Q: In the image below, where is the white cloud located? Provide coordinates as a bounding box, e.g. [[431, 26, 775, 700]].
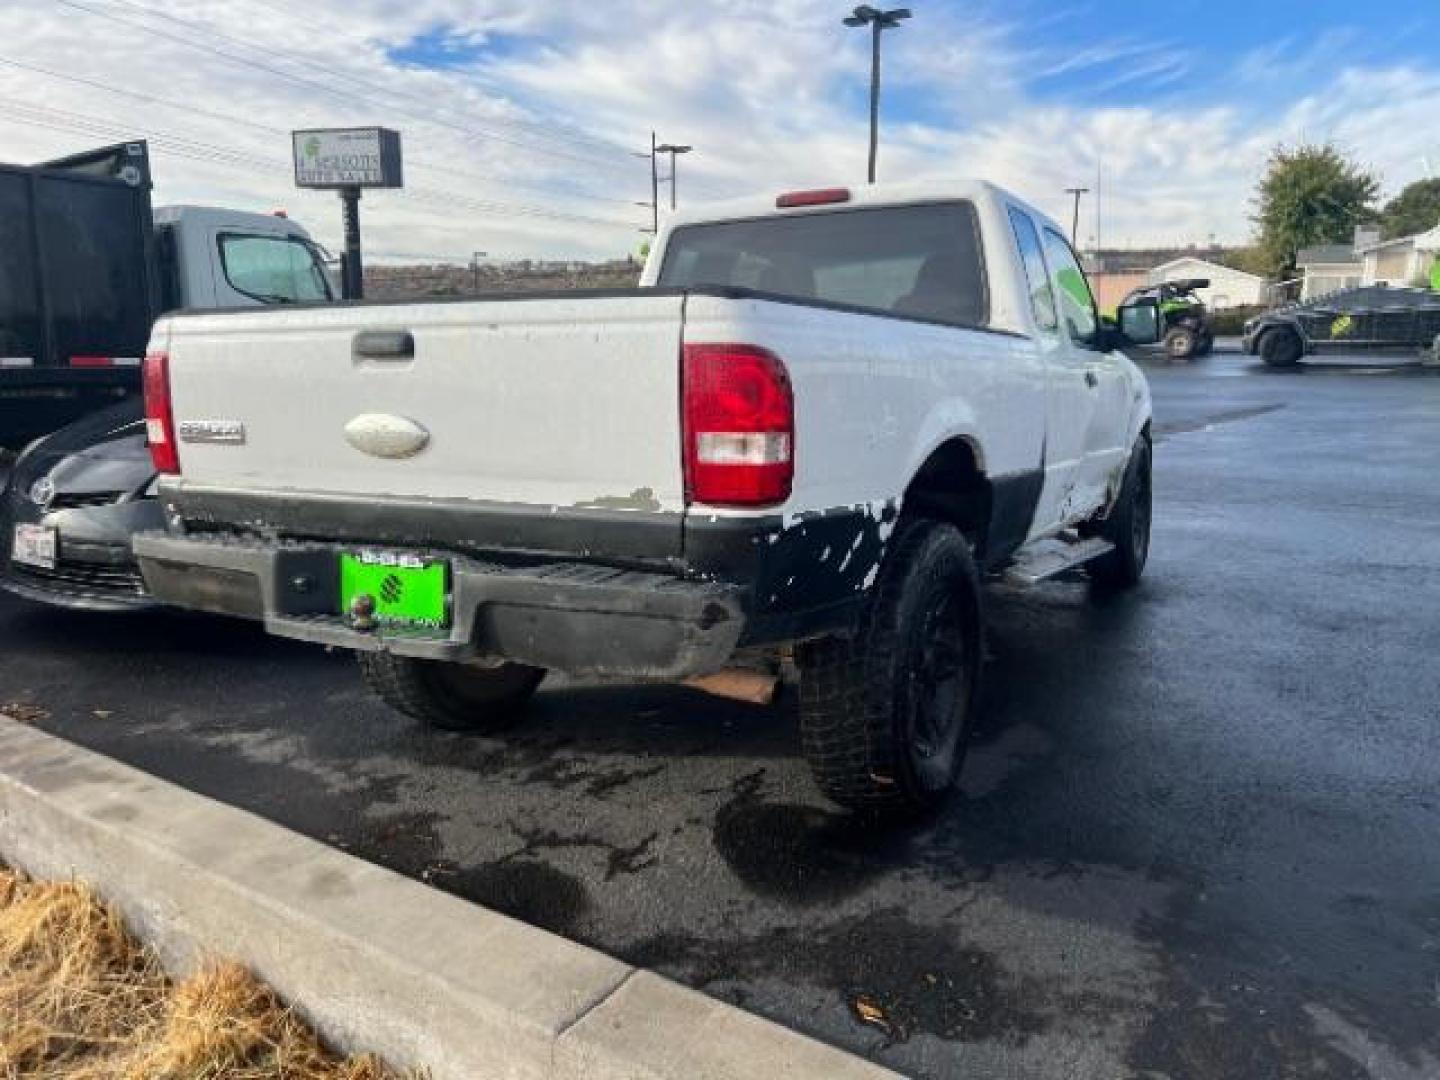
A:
[[1, 0, 1437, 263]]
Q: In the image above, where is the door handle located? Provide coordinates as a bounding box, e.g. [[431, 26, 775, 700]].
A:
[[353, 331, 414, 361], [1084, 369, 1099, 389]]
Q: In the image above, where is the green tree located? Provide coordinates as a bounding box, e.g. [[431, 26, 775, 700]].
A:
[[1252, 143, 1379, 279], [1379, 177, 1440, 240], [1217, 246, 1269, 277]]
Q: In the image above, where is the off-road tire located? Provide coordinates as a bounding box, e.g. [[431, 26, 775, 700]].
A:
[[795, 519, 984, 815], [1088, 435, 1152, 590], [1259, 327, 1303, 367], [1163, 326, 1198, 361], [359, 653, 544, 733]]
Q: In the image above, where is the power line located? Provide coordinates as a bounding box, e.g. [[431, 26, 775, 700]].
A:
[[225, 0, 639, 162], [0, 97, 641, 231], [57, 0, 643, 176], [0, 54, 638, 208]]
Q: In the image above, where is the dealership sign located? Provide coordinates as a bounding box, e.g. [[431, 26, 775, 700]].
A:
[[292, 128, 403, 189]]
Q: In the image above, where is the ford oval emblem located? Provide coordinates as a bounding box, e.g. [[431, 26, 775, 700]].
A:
[[29, 475, 56, 509], [343, 414, 431, 459]]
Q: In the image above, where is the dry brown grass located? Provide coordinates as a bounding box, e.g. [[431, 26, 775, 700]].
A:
[[0, 866, 411, 1079]]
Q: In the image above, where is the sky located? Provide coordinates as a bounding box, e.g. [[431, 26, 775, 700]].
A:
[[2, 0, 1439, 263]]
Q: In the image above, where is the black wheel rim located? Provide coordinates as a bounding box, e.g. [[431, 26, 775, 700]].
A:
[[909, 593, 969, 766], [1133, 454, 1152, 566]]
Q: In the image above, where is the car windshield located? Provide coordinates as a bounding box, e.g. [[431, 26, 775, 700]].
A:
[[657, 202, 988, 327]]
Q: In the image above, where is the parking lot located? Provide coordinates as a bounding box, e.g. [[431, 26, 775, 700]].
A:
[[2, 347, 1437, 1079]]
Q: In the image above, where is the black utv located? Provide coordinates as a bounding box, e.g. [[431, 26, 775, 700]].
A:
[[1243, 285, 1440, 367], [1116, 279, 1215, 362]]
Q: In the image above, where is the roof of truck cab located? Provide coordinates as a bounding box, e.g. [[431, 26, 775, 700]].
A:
[[663, 178, 1057, 233], [153, 204, 314, 240]]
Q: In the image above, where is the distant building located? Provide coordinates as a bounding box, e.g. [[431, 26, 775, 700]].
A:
[[1295, 244, 1362, 299], [1144, 257, 1267, 309], [1358, 224, 1440, 287], [1086, 269, 1149, 313]]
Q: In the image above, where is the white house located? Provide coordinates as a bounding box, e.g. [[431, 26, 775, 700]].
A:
[[1295, 244, 1363, 299], [1144, 257, 1267, 309], [1358, 225, 1440, 286]]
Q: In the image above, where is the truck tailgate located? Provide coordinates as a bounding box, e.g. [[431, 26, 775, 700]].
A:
[[159, 294, 688, 523]]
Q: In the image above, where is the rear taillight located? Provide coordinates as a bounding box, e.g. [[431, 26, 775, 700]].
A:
[[682, 344, 794, 507], [142, 352, 179, 474]]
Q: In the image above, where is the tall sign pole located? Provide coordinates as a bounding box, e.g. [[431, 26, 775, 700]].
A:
[[340, 187, 363, 300], [292, 127, 404, 301]]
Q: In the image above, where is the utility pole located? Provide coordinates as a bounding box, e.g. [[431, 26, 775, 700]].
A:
[[1065, 186, 1090, 247], [657, 143, 693, 210], [842, 6, 911, 183], [470, 250, 488, 295], [633, 132, 660, 234]]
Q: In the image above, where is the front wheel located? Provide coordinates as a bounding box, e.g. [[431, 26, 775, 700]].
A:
[[1088, 436, 1152, 590], [359, 653, 544, 732], [1259, 327, 1303, 368], [795, 519, 984, 815]]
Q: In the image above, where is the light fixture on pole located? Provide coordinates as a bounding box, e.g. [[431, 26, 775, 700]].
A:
[[656, 143, 693, 210], [842, 6, 911, 184]]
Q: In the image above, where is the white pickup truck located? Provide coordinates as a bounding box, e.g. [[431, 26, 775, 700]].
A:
[[135, 180, 1159, 813]]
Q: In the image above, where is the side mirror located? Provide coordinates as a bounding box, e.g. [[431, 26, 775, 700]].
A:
[[1117, 301, 1162, 345]]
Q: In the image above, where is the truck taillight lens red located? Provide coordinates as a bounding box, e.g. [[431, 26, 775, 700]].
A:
[[142, 352, 179, 475], [682, 344, 794, 507]]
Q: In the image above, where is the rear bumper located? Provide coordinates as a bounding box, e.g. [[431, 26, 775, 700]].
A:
[[134, 532, 746, 680]]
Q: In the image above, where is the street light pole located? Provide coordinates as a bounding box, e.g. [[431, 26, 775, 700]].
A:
[[1065, 186, 1090, 247], [656, 143, 693, 210], [843, 6, 911, 184], [470, 250, 488, 295]]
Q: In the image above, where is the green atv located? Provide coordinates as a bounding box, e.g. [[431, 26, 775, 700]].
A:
[[1117, 278, 1215, 362]]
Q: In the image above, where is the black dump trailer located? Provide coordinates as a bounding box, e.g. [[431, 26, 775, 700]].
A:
[[0, 141, 159, 451]]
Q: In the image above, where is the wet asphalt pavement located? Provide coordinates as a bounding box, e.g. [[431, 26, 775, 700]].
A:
[[2, 348, 1439, 1079]]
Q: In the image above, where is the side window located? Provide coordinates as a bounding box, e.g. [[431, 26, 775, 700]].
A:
[[219, 234, 331, 304], [1007, 208, 1057, 331], [1040, 228, 1098, 344]]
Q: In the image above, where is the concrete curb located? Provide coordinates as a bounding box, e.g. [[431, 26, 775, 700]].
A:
[[0, 717, 899, 1080]]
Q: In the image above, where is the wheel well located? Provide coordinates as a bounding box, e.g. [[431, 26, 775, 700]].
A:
[[902, 439, 991, 550]]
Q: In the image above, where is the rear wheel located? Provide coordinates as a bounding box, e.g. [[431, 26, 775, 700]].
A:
[[1163, 326, 1198, 361], [359, 653, 544, 732], [1088, 436, 1152, 590], [795, 519, 983, 815], [1259, 327, 1303, 367]]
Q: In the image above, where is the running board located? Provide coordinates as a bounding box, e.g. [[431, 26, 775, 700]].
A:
[[1002, 536, 1114, 587]]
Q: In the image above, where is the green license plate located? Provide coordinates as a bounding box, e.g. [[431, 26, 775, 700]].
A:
[[339, 552, 450, 631]]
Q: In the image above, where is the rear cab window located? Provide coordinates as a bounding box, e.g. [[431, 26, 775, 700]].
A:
[[218, 233, 332, 304], [658, 202, 989, 327]]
